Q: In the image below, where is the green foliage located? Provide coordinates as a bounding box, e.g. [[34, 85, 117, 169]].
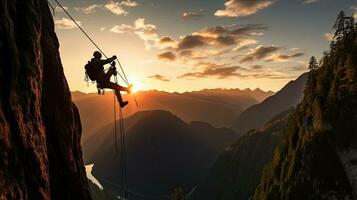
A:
[[169, 188, 184, 200], [252, 12, 357, 200]]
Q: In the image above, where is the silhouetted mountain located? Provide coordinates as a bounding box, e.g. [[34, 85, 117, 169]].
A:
[[191, 109, 293, 200], [233, 73, 308, 133], [0, 1, 90, 199], [253, 16, 357, 199], [73, 88, 272, 144], [83, 110, 238, 198]]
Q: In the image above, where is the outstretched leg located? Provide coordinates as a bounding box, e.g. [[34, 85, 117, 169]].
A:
[[102, 82, 131, 107]]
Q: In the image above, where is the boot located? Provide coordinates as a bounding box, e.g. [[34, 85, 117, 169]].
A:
[[127, 84, 133, 94], [120, 101, 128, 108]]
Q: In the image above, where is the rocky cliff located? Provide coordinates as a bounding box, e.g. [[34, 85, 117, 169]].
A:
[[0, 0, 91, 199]]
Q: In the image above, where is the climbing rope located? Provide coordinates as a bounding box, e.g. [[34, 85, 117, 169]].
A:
[[47, 1, 55, 16], [119, 108, 129, 199], [52, 0, 138, 107], [49, 1, 133, 198]]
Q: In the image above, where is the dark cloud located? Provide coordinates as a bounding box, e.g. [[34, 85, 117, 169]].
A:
[[148, 74, 170, 82], [177, 35, 207, 50], [215, 0, 276, 17], [175, 24, 267, 51], [178, 66, 244, 79], [241, 45, 280, 63], [215, 36, 236, 46], [160, 36, 175, 44], [157, 51, 176, 61], [199, 24, 267, 37], [266, 52, 305, 62], [178, 62, 296, 80], [179, 50, 195, 58]]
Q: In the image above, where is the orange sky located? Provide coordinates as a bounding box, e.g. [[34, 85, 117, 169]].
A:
[[52, 0, 356, 93]]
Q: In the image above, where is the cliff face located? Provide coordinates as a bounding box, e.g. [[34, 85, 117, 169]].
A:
[[0, 1, 91, 199]]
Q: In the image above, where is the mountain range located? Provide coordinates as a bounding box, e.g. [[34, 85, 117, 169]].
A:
[[84, 110, 239, 198], [232, 73, 308, 133], [73, 88, 273, 144]]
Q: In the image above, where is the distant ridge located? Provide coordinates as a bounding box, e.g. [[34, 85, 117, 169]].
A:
[[232, 73, 308, 133]]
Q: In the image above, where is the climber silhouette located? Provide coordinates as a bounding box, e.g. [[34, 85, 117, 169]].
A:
[[89, 51, 132, 108]]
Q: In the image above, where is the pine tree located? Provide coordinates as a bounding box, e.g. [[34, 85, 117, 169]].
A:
[[169, 188, 184, 200], [333, 11, 346, 41], [308, 56, 318, 71]]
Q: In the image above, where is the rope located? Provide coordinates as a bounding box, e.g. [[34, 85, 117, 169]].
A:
[[53, 0, 127, 85], [50, 1, 138, 198], [47, 1, 55, 16], [114, 77, 119, 158], [53, 0, 139, 107], [119, 108, 129, 199]]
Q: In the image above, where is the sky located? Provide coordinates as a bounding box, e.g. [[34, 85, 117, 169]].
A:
[[50, 0, 357, 93]]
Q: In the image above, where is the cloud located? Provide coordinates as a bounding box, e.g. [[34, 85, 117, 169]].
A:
[[105, 1, 128, 15], [148, 74, 170, 82], [195, 24, 267, 37], [323, 32, 334, 41], [55, 18, 81, 29], [193, 62, 227, 69], [157, 51, 176, 61], [175, 24, 266, 51], [178, 66, 244, 79], [54, 6, 68, 12], [215, 0, 276, 18], [303, 0, 320, 4], [104, 0, 138, 16], [110, 18, 160, 49], [182, 10, 204, 20], [240, 45, 280, 63], [177, 35, 208, 50], [160, 36, 176, 44], [177, 63, 294, 80], [265, 52, 305, 62], [110, 24, 135, 33], [233, 38, 258, 51], [120, 0, 138, 7], [79, 4, 101, 14]]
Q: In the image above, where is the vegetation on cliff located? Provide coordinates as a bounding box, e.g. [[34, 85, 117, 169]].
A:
[[253, 12, 357, 200]]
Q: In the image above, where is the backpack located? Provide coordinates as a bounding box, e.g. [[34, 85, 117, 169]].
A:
[[84, 61, 98, 81]]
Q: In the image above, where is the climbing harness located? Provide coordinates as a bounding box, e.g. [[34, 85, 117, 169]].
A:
[[50, 1, 134, 199]]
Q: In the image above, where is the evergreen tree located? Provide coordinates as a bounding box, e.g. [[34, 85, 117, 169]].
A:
[[169, 188, 184, 200], [308, 56, 318, 71], [333, 11, 346, 41]]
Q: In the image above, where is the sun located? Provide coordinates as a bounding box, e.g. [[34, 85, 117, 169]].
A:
[[129, 79, 144, 93]]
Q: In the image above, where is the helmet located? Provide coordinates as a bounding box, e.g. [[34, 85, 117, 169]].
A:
[[93, 51, 102, 59]]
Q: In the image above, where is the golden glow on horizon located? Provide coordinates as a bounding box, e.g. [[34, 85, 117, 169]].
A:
[[129, 77, 145, 93]]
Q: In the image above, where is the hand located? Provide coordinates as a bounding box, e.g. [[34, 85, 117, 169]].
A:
[[112, 55, 117, 59]]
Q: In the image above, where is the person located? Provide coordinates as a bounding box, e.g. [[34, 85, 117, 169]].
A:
[[91, 51, 132, 108]]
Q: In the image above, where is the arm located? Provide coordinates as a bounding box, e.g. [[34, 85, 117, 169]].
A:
[[98, 56, 116, 65]]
